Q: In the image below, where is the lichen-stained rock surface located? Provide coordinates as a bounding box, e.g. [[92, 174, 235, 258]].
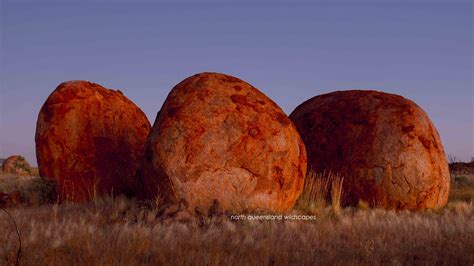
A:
[[1, 155, 32, 175], [140, 72, 307, 213], [35, 81, 151, 202], [290, 90, 450, 210]]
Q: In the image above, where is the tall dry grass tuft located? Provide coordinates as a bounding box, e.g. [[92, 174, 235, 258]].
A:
[[297, 171, 329, 214], [297, 170, 345, 215], [331, 176, 344, 215]]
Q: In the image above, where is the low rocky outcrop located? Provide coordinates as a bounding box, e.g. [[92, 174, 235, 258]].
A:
[[2, 156, 32, 175]]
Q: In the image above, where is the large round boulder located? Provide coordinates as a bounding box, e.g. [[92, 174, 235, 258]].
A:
[[35, 81, 151, 202], [290, 90, 450, 210], [139, 72, 306, 213], [2, 155, 32, 175]]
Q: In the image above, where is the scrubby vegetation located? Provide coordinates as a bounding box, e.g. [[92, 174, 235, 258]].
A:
[[0, 170, 56, 205], [1, 169, 473, 265]]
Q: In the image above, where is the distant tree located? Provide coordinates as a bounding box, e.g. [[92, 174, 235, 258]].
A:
[[447, 154, 461, 164]]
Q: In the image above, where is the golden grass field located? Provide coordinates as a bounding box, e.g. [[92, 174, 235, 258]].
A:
[[1, 169, 473, 265]]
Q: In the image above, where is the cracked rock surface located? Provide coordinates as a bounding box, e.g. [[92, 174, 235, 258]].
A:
[[290, 90, 450, 210], [139, 73, 307, 213], [35, 81, 151, 202]]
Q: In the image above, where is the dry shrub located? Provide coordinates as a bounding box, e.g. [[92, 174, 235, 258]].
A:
[[0, 173, 38, 193], [0, 173, 57, 205], [24, 178, 57, 205], [449, 173, 474, 203]]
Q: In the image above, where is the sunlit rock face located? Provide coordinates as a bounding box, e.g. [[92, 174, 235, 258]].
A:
[[139, 73, 307, 213], [290, 90, 450, 210], [36, 81, 151, 202]]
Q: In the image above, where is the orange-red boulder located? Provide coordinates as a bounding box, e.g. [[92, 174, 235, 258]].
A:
[[2, 155, 32, 175], [139, 73, 306, 213], [290, 90, 450, 210], [35, 81, 151, 202]]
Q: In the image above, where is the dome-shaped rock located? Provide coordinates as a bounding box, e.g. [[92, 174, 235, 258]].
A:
[[289, 90, 450, 210], [2, 155, 32, 175], [35, 81, 151, 202], [139, 73, 306, 213]]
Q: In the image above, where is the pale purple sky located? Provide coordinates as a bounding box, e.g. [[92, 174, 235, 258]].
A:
[[1, 0, 473, 164]]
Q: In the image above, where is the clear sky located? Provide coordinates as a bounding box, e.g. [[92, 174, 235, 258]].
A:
[[0, 0, 473, 165]]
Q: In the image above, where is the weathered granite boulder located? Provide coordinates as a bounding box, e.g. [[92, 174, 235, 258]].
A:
[[290, 90, 450, 210], [2, 155, 32, 175], [35, 81, 151, 202], [140, 73, 306, 213]]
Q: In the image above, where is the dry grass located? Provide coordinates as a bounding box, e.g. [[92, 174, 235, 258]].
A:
[[0, 170, 473, 265], [0, 171, 56, 205], [449, 174, 474, 203], [296, 171, 342, 214], [0, 172, 39, 193], [1, 198, 473, 265], [331, 175, 344, 215]]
